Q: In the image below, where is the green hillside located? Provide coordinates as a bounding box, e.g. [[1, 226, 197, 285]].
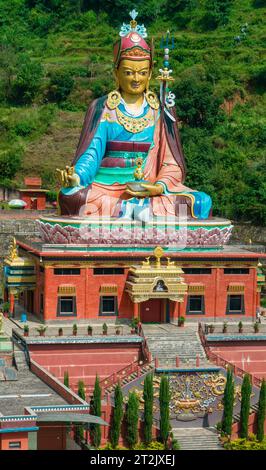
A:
[[0, 0, 265, 223]]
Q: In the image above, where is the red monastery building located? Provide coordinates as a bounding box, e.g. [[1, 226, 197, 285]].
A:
[[4, 238, 264, 323]]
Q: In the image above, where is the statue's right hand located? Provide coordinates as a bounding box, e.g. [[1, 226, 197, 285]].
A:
[[56, 166, 80, 188]]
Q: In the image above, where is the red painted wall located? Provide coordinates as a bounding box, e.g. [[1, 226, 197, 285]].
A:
[[210, 342, 266, 379], [20, 191, 46, 210], [29, 342, 141, 394], [231, 411, 266, 440], [0, 432, 29, 450], [38, 264, 257, 322]]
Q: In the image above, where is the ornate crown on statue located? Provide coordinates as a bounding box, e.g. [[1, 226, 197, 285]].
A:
[[113, 10, 152, 67]]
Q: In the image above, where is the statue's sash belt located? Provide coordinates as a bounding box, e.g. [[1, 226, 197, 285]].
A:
[[106, 141, 151, 152], [101, 150, 148, 168]]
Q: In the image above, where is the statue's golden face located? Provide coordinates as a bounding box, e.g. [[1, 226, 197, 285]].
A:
[[115, 59, 151, 95]]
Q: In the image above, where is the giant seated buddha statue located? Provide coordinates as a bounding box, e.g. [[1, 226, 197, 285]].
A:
[[56, 12, 212, 223]]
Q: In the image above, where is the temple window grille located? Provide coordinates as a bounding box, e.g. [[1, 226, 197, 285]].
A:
[[99, 296, 118, 316], [94, 268, 124, 275], [54, 268, 80, 275], [186, 295, 205, 315], [183, 268, 212, 274], [57, 296, 77, 316], [226, 295, 245, 314], [224, 268, 250, 274]]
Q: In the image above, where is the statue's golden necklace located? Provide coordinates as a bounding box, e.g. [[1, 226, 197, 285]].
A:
[[116, 106, 154, 133], [107, 90, 159, 134]]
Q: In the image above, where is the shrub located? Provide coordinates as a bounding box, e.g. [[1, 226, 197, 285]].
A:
[[173, 66, 223, 130], [224, 436, 266, 450], [48, 70, 74, 103], [10, 54, 44, 105], [89, 77, 113, 99], [171, 439, 180, 450], [14, 120, 37, 137], [134, 441, 165, 450], [0, 149, 23, 181], [46, 190, 58, 202]]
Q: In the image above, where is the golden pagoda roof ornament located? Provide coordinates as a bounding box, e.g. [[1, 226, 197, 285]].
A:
[[8, 237, 19, 261], [154, 246, 164, 268]]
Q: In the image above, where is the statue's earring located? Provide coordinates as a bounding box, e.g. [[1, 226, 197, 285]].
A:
[[107, 90, 121, 110]]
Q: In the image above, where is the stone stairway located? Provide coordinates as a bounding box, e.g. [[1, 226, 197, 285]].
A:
[[142, 324, 207, 367], [105, 363, 154, 394], [13, 344, 29, 370], [172, 427, 223, 450], [233, 402, 258, 423]]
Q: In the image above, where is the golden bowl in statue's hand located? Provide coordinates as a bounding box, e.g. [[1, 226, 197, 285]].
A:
[[126, 181, 149, 192]]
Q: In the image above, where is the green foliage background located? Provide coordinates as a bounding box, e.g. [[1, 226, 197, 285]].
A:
[[0, 0, 265, 224]]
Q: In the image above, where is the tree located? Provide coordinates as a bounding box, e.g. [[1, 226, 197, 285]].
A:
[[90, 375, 102, 448], [78, 380, 86, 400], [110, 382, 124, 449], [0, 149, 23, 184], [143, 373, 154, 444], [202, 0, 233, 29], [159, 375, 170, 445], [10, 53, 44, 105], [257, 379, 266, 442], [63, 370, 69, 388], [48, 70, 74, 103], [240, 374, 252, 439], [173, 66, 223, 130], [222, 368, 235, 436], [126, 391, 139, 449]]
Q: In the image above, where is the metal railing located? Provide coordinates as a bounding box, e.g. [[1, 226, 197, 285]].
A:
[[198, 322, 263, 388], [12, 329, 31, 367]]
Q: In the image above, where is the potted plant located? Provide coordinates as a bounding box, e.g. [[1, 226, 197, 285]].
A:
[[222, 322, 228, 333], [178, 316, 185, 327], [115, 326, 121, 335], [209, 324, 215, 334], [238, 321, 243, 333], [87, 325, 93, 336], [102, 323, 108, 335], [36, 325, 47, 337], [130, 318, 138, 334], [58, 327, 63, 337], [254, 322, 260, 333], [2, 302, 10, 317], [23, 324, 29, 337], [72, 324, 78, 336]]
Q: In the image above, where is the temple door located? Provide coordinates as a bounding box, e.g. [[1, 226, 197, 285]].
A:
[[140, 299, 165, 323]]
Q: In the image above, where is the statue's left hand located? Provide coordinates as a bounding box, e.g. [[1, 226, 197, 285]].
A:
[[126, 183, 164, 198], [56, 166, 80, 188]]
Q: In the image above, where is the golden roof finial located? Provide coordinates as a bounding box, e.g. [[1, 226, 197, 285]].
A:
[[154, 246, 164, 268]]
